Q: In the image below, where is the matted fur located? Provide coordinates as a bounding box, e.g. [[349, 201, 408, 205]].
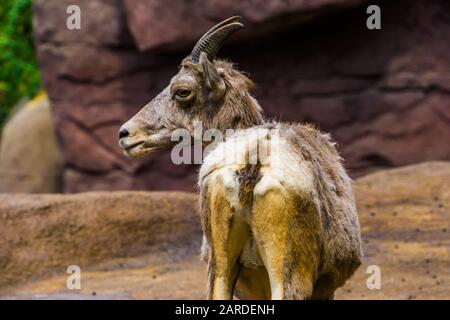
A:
[[198, 120, 362, 299], [120, 53, 363, 299]]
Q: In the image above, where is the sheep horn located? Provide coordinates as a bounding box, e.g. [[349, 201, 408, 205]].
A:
[[195, 16, 242, 48], [191, 16, 244, 63]]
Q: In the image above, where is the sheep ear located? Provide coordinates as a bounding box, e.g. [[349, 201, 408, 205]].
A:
[[200, 52, 226, 102]]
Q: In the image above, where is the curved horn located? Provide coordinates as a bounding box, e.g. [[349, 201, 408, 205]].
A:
[[195, 16, 242, 46], [191, 16, 244, 63]]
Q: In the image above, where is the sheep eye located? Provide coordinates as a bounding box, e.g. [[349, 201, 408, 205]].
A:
[[175, 89, 191, 99]]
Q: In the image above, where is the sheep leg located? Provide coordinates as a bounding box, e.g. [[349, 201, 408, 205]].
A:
[[251, 188, 317, 300], [207, 184, 248, 300]]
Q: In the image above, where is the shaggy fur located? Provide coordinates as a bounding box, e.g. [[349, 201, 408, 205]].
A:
[[119, 51, 363, 300], [198, 121, 362, 299]]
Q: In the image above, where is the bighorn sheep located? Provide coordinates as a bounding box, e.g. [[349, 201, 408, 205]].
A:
[[119, 16, 362, 300]]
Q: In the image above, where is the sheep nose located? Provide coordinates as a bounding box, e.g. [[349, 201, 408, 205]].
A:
[[119, 127, 129, 139]]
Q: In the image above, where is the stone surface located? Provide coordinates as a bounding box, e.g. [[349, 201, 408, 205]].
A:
[[0, 161, 449, 299], [0, 93, 63, 193], [33, 0, 450, 192], [0, 191, 200, 288], [122, 0, 366, 51], [337, 161, 450, 299]]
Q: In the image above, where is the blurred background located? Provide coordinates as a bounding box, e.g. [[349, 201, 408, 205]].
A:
[[0, 0, 448, 300], [1, 0, 449, 193]]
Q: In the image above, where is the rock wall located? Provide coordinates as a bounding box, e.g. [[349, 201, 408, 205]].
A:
[[33, 0, 450, 192]]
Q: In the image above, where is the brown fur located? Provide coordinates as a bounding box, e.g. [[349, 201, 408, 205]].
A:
[[198, 122, 362, 299], [236, 161, 262, 207], [120, 51, 363, 300]]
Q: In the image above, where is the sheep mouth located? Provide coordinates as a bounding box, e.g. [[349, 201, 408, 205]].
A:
[[122, 140, 144, 152], [120, 138, 164, 159], [120, 140, 146, 158]]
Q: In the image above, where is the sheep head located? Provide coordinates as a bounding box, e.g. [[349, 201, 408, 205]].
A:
[[119, 16, 263, 159]]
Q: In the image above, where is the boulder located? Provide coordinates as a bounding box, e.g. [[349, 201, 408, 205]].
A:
[[339, 161, 450, 299], [0, 191, 200, 288], [0, 161, 448, 299], [0, 92, 63, 193]]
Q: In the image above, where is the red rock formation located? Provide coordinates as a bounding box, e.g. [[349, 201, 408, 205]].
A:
[[33, 0, 450, 192]]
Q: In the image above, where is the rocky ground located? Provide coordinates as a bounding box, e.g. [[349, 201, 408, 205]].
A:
[[0, 162, 449, 299]]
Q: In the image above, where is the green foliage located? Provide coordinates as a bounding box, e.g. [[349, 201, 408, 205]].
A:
[[0, 0, 42, 126]]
